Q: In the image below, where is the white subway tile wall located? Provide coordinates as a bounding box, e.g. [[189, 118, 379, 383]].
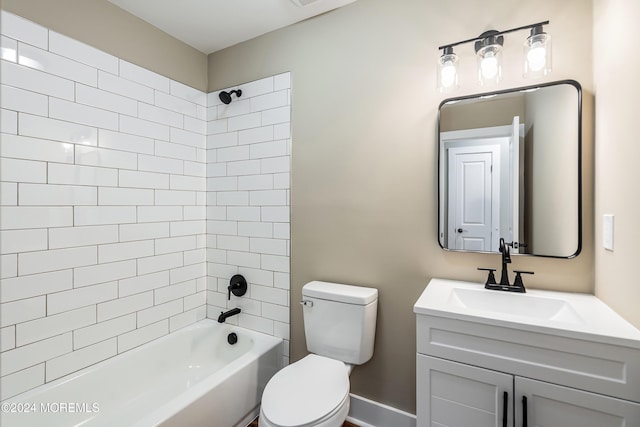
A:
[[207, 75, 291, 368], [0, 11, 209, 400], [0, 11, 291, 400]]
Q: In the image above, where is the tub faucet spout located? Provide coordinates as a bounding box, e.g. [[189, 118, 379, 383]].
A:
[[218, 307, 241, 323]]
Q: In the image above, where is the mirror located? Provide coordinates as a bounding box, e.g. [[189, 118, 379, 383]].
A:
[[438, 80, 582, 258]]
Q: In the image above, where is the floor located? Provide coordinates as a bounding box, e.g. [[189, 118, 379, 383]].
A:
[[247, 418, 359, 427]]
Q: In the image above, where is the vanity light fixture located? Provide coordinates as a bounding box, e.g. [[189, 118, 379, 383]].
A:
[[437, 20, 551, 91], [475, 30, 504, 85], [437, 46, 459, 92], [523, 24, 552, 78]]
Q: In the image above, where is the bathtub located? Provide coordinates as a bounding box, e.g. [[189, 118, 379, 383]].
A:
[[0, 320, 282, 427]]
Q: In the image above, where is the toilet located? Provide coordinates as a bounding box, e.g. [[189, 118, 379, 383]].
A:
[[259, 281, 378, 427]]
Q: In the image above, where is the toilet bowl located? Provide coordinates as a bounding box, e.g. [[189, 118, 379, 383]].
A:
[[259, 355, 350, 427], [258, 281, 378, 427]]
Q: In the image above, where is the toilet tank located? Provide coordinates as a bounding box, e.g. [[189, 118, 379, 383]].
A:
[[302, 281, 378, 365]]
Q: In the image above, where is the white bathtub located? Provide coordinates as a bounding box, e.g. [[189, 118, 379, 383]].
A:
[[0, 320, 282, 427]]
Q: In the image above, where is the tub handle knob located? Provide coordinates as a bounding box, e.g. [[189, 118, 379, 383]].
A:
[[300, 300, 313, 307], [228, 274, 248, 300]]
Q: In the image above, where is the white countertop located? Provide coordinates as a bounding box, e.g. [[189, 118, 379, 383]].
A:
[[414, 278, 640, 348]]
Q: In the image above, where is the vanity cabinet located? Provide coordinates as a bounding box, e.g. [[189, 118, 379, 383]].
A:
[[417, 355, 513, 427], [516, 377, 640, 426], [414, 279, 640, 427], [418, 354, 640, 427]]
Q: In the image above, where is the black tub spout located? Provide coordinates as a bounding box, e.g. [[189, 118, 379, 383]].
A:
[[218, 307, 241, 323]]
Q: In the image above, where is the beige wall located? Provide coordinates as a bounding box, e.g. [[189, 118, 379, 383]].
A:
[[593, 0, 640, 328], [208, 0, 594, 413], [1, 0, 208, 91]]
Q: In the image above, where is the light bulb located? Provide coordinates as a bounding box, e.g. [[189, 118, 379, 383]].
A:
[[437, 47, 459, 92], [481, 53, 499, 79], [524, 28, 551, 78], [475, 36, 502, 86], [440, 61, 457, 88], [527, 42, 546, 72]]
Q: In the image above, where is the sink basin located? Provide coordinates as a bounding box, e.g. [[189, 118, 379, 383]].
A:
[[415, 278, 640, 347], [447, 287, 584, 324]]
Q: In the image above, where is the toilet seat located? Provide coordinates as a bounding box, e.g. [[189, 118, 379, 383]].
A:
[[260, 354, 350, 427], [259, 394, 349, 427]]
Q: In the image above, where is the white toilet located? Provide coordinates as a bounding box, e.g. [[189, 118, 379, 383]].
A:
[[259, 281, 378, 427]]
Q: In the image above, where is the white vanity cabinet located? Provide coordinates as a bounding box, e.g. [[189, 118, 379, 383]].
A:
[[418, 354, 640, 427], [417, 355, 513, 427], [414, 279, 640, 427], [516, 377, 640, 427]]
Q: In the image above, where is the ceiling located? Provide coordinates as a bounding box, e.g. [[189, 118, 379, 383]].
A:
[[107, 0, 357, 54]]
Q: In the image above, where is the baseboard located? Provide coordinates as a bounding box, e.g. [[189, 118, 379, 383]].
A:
[[235, 406, 260, 427], [347, 394, 416, 427]]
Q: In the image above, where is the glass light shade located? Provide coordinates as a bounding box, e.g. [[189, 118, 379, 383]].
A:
[[524, 32, 552, 78], [438, 50, 459, 92], [476, 44, 502, 85]]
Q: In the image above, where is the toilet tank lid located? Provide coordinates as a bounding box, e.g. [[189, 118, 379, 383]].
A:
[[303, 281, 378, 305]]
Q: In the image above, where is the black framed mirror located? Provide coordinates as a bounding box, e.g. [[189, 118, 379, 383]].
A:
[[438, 80, 582, 258]]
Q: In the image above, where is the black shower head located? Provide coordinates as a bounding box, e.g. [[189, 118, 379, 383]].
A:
[[219, 89, 242, 104]]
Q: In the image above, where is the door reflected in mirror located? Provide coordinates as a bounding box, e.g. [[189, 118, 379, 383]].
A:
[[438, 80, 582, 258]]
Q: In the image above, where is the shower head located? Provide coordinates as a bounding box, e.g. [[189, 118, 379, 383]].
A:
[[219, 89, 242, 104]]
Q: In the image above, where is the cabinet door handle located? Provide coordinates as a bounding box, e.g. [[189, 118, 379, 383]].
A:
[[522, 395, 528, 427], [502, 391, 508, 427]]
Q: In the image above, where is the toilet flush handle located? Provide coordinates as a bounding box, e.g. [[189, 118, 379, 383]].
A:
[[300, 300, 313, 307]]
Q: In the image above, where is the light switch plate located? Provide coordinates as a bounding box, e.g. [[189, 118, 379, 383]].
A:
[[603, 214, 614, 251]]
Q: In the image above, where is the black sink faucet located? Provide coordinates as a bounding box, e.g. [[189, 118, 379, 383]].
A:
[[218, 307, 241, 323], [499, 237, 511, 286], [478, 238, 533, 293]]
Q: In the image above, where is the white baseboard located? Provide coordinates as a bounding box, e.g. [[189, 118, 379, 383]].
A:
[[347, 394, 416, 427]]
